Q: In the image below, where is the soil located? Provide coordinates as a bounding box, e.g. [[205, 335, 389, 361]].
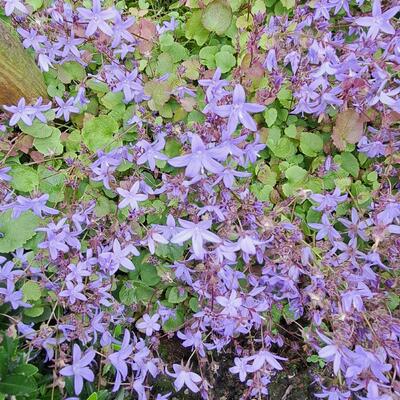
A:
[[152, 337, 314, 400]]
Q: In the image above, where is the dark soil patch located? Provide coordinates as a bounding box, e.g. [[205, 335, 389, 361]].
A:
[[152, 337, 315, 399]]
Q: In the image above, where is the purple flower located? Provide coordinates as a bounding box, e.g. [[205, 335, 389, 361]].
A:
[[263, 48, 278, 72], [167, 364, 202, 393], [229, 357, 252, 382], [338, 208, 369, 241], [0, 167, 11, 182], [168, 134, 224, 177], [30, 97, 52, 123], [77, 0, 115, 37], [317, 331, 348, 375], [112, 68, 145, 102], [0, 260, 23, 282], [112, 239, 139, 271], [17, 28, 46, 51], [136, 313, 161, 336], [199, 67, 229, 104], [156, 17, 179, 34], [0, 280, 31, 309], [54, 97, 80, 122], [248, 350, 287, 372], [117, 181, 148, 210], [66, 262, 91, 282], [309, 214, 341, 242], [3, 98, 34, 126], [60, 344, 95, 395], [213, 84, 265, 133], [355, 0, 400, 39], [341, 283, 373, 313], [136, 137, 168, 171], [315, 387, 351, 400], [9, 194, 59, 219], [358, 381, 393, 400], [4, 0, 28, 16], [59, 281, 87, 304], [357, 137, 386, 158], [177, 330, 206, 357], [111, 13, 135, 48], [55, 33, 84, 58], [171, 219, 221, 259], [216, 290, 242, 317], [108, 329, 133, 391], [310, 188, 347, 213], [346, 346, 391, 383]]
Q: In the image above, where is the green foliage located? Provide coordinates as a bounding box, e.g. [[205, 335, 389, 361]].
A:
[[82, 115, 119, 151], [0, 210, 40, 252], [9, 165, 39, 192], [201, 0, 233, 35]]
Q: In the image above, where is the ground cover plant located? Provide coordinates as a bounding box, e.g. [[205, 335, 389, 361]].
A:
[[0, 0, 399, 399]]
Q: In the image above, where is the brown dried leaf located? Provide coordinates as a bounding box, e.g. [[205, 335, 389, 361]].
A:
[[181, 97, 196, 112], [332, 109, 366, 151], [30, 151, 45, 164], [16, 135, 33, 154], [129, 19, 156, 55]]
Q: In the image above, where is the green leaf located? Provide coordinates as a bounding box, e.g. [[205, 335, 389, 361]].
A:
[[13, 364, 38, 377], [388, 293, 400, 311], [264, 108, 278, 127], [340, 152, 359, 178], [257, 164, 277, 186], [162, 43, 189, 63], [185, 10, 209, 46], [95, 196, 117, 218], [33, 127, 63, 156], [57, 61, 86, 84], [38, 165, 66, 203], [0, 375, 37, 395], [165, 138, 181, 157], [87, 393, 98, 400], [281, 0, 295, 9], [144, 81, 171, 109], [285, 165, 308, 182], [300, 132, 323, 157], [270, 137, 297, 159], [162, 307, 185, 332], [189, 297, 199, 312], [284, 124, 297, 138], [0, 211, 40, 252], [26, 0, 42, 10], [156, 53, 175, 75], [18, 119, 54, 138], [119, 281, 137, 306], [22, 281, 41, 301], [82, 115, 119, 151], [201, 0, 233, 35], [168, 287, 188, 304], [199, 46, 219, 68], [139, 264, 160, 286], [100, 92, 124, 110], [155, 243, 185, 261], [10, 165, 39, 192], [215, 51, 236, 73], [23, 306, 44, 318]]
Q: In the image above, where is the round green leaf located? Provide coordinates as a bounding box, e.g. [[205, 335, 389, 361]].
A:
[[82, 115, 119, 151], [201, 0, 233, 35], [33, 127, 63, 156], [285, 165, 308, 182], [215, 51, 236, 73], [0, 210, 40, 253], [10, 165, 39, 192]]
